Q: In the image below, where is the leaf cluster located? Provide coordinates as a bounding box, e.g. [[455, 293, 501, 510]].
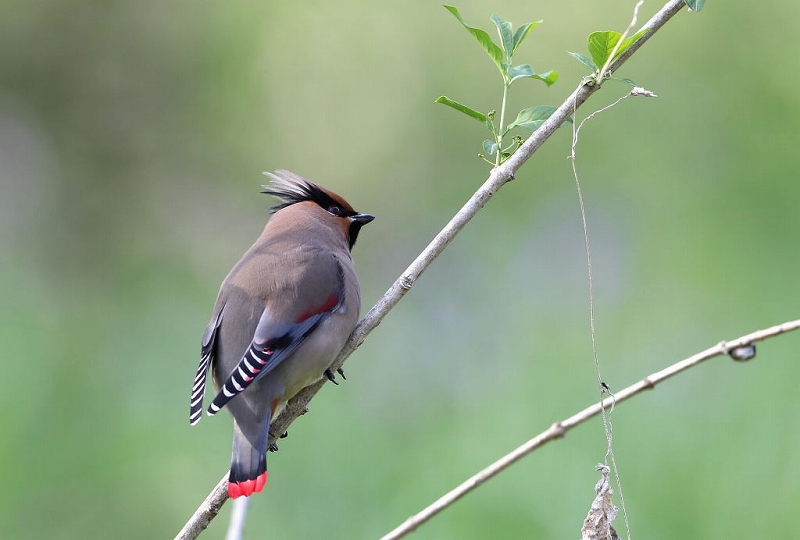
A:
[[437, 1, 704, 165], [567, 29, 647, 86], [436, 6, 561, 165]]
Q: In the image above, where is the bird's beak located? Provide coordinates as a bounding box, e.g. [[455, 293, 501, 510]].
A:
[[350, 213, 375, 225]]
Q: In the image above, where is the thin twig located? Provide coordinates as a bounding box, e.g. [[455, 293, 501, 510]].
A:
[[176, 1, 689, 537], [380, 319, 800, 540]]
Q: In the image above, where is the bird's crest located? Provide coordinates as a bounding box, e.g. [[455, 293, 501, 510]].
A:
[[262, 170, 356, 215]]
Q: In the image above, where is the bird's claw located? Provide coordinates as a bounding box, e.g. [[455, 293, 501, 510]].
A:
[[324, 367, 347, 385], [268, 428, 289, 452], [324, 369, 339, 385]]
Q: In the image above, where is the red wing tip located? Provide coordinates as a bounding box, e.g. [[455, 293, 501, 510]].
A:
[[228, 472, 269, 498]]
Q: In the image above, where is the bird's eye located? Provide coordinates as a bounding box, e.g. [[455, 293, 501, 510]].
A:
[[327, 205, 343, 217]]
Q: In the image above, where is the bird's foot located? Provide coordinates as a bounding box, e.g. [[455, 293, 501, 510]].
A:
[[324, 369, 338, 385], [268, 429, 288, 452], [324, 367, 347, 385]]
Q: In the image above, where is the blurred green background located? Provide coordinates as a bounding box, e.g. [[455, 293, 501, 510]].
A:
[[2, 0, 798, 538]]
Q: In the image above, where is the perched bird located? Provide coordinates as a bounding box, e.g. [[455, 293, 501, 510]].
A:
[[189, 170, 373, 498]]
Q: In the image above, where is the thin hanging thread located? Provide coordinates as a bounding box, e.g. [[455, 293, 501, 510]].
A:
[[570, 89, 633, 540]]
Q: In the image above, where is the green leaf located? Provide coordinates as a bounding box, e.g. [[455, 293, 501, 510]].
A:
[[486, 111, 497, 135], [587, 29, 649, 70], [490, 14, 513, 58], [587, 31, 622, 69], [684, 0, 706, 11], [533, 69, 558, 86], [435, 96, 487, 124], [511, 21, 541, 55], [567, 51, 598, 71], [444, 6, 504, 73], [482, 139, 499, 156], [611, 76, 637, 86], [509, 64, 534, 83], [508, 65, 558, 86], [506, 105, 571, 132], [486, 111, 497, 134]]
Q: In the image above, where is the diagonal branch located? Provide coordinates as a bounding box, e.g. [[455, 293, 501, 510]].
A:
[[381, 319, 800, 540], [175, 1, 690, 538], [273, 0, 688, 462]]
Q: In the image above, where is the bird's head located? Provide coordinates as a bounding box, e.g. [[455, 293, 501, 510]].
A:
[[262, 170, 374, 250]]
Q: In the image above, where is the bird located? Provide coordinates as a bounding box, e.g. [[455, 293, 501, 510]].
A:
[[189, 170, 373, 498]]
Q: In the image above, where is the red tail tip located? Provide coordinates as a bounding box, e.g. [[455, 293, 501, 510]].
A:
[[228, 472, 269, 498]]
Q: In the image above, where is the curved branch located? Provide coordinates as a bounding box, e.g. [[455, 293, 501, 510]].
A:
[[381, 319, 800, 540], [176, 0, 690, 537]]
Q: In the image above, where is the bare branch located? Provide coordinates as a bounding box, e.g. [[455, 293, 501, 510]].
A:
[[177, 0, 691, 537], [380, 319, 800, 540], [274, 0, 689, 460]]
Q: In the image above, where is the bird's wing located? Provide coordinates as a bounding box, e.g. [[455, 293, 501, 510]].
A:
[[189, 302, 225, 425], [206, 258, 345, 416]]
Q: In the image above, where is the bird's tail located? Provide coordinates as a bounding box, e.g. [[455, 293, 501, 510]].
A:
[[228, 422, 269, 498]]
